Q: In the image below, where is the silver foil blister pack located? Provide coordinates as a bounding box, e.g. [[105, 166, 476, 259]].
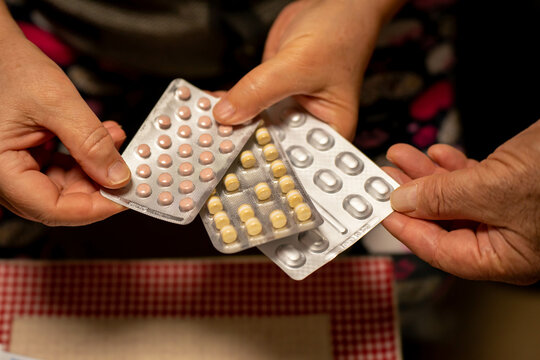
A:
[[258, 99, 399, 280], [101, 79, 259, 224], [200, 125, 324, 253]]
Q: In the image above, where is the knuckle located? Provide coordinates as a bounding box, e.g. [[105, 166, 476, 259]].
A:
[[79, 124, 112, 160]]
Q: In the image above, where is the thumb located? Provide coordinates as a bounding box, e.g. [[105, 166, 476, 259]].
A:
[[213, 53, 313, 125], [390, 167, 497, 222], [44, 103, 131, 189]]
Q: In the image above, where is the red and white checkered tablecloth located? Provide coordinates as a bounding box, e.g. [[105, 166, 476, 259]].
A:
[[0, 257, 400, 359]]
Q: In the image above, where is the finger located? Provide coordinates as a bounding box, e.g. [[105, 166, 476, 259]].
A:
[[213, 51, 316, 125], [386, 143, 447, 179], [381, 166, 411, 185], [102, 121, 127, 150], [382, 212, 502, 281], [427, 144, 478, 171], [41, 96, 131, 189]]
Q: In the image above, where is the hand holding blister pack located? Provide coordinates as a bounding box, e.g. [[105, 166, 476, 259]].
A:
[[258, 99, 399, 280], [199, 125, 323, 253], [101, 79, 259, 224]]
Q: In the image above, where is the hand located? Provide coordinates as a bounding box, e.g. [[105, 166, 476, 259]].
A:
[[0, 30, 131, 226], [213, 0, 404, 140], [382, 121, 540, 285]]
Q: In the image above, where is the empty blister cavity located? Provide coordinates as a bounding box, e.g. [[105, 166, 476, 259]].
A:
[[281, 108, 306, 128], [314, 169, 342, 193], [286, 146, 313, 168], [276, 244, 306, 268], [307, 128, 334, 151], [335, 152, 364, 176], [365, 177, 393, 201], [343, 194, 373, 219], [299, 230, 329, 253]]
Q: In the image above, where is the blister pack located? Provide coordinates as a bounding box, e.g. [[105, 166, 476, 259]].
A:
[[199, 125, 324, 253], [258, 99, 399, 280], [101, 79, 259, 225]]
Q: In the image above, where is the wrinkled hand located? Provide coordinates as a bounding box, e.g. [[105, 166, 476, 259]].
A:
[[214, 0, 403, 140], [0, 32, 131, 226], [383, 121, 540, 285]]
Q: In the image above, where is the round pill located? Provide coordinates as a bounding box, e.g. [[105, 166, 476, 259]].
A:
[[255, 127, 271, 145], [175, 85, 191, 100], [178, 144, 192, 158], [270, 159, 287, 178], [207, 196, 223, 214], [278, 175, 295, 194], [240, 150, 256, 169], [262, 143, 279, 162], [197, 116, 212, 129], [137, 144, 151, 158], [177, 125, 192, 138], [199, 151, 214, 165], [245, 217, 262, 236], [237, 204, 254, 222], [178, 180, 195, 194], [219, 140, 235, 154], [135, 183, 151, 198], [136, 164, 151, 178], [179, 197, 194, 212], [254, 182, 271, 201], [220, 225, 237, 244], [156, 115, 171, 129], [157, 135, 172, 149], [158, 191, 173, 206], [224, 173, 240, 192], [269, 209, 287, 229], [199, 168, 215, 182], [157, 154, 172, 168], [286, 189, 303, 208], [157, 173, 173, 187], [177, 106, 191, 120], [294, 203, 312, 222], [178, 162, 194, 176], [198, 133, 213, 147], [213, 211, 230, 230], [197, 97, 211, 110], [218, 125, 233, 137]]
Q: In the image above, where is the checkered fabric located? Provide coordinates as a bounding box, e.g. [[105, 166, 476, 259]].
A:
[[0, 257, 399, 359]]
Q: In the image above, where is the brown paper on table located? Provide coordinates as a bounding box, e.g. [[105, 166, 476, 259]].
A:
[[10, 315, 333, 360]]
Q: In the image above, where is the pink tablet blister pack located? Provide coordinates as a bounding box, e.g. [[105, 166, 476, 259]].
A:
[[199, 124, 323, 253], [257, 99, 400, 280], [101, 79, 259, 224]]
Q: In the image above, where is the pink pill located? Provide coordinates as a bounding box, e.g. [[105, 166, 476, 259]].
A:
[[177, 125, 192, 138], [197, 97, 212, 111], [218, 125, 233, 137], [157, 135, 172, 149], [157, 173, 173, 187], [178, 162, 194, 176], [177, 106, 191, 120], [219, 140, 235, 154], [198, 133, 213, 147], [179, 197, 195, 212], [197, 116, 212, 129], [136, 183, 152, 198], [199, 168, 215, 182], [179, 180, 195, 194], [156, 115, 171, 129], [137, 144, 151, 158], [157, 154, 172, 168], [176, 86, 191, 101], [199, 151, 214, 165], [178, 144, 193, 158], [136, 164, 151, 178], [158, 191, 174, 206]]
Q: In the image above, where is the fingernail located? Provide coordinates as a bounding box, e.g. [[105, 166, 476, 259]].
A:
[[213, 99, 236, 122], [390, 183, 417, 212], [108, 160, 131, 186]]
